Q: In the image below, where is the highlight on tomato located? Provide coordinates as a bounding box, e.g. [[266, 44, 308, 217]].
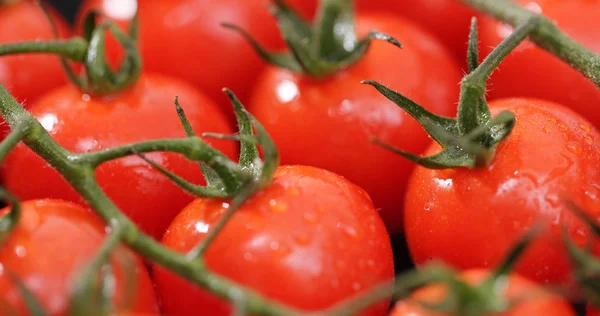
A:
[[75, 0, 316, 115], [153, 165, 395, 316], [0, 199, 159, 315], [0, 11, 236, 240], [234, 0, 462, 234], [478, 0, 600, 128]]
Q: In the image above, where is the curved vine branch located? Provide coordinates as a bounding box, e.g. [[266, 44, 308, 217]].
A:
[[461, 0, 600, 88]]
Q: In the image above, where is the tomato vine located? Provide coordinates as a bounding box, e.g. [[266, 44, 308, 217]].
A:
[[0, 0, 598, 315]]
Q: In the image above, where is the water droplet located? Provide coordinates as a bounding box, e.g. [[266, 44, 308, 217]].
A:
[[15, 246, 26, 258], [0, 263, 4, 276], [557, 124, 568, 132], [243, 252, 254, 262], [331, 279, 340, 289], [292, 232, 312, 245], [542, 126, 552, 134], [584, 134, 594, 145], [337, 222, 359, 239], [566, 141, 582, 154], [335, 260, 346, 271], [580, 124, 592, 133], [424, 205, 431, 211], [269, 199, 288, 213], [352, 282, 362, 291], [286, 187, 301, 197], [82, 94, 91, 102], [303, 212, 319, 223], [585, 187, 598, 201], [548, 117, 557, 124], [269, 241, 280, 251], [576, 227, 587, 238]]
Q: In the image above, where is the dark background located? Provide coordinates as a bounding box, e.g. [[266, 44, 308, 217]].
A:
[[48, 0, 80, 22]]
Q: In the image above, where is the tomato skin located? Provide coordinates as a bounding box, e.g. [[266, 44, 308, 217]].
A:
[[589, 305, 600, 316], [478, 0, 600, 128], [0, 0, 70, 106], [390, 269, 575, 316], [2, 73, 236, 240], [75, 0, 315, 116], [405, 98, 600, 287], [153, 165, 394, 315], [0, 199, 159, 315], [248, 14, 461, 234], [357, 0, 476, 65]]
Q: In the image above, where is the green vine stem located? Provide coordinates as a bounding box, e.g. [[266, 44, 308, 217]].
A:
[[0, 6, 141, 95], [461, 0, 600, 88]]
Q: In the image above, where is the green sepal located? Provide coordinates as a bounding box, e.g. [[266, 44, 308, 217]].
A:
[[224, 0, 401, 77]]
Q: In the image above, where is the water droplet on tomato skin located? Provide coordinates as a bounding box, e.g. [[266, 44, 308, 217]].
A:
[[292, 232, 312, 246], [303, 212, 319, 224], [15, 246, 27, 258], [269, 199, 288, 213], [557, 124, 569, 132], [580, 124, 592, 133], [566, 141, 582, 154]]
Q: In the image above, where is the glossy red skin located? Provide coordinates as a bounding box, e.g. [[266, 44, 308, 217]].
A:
[[390, 269, 575, 316], [405, 98, 600, 287], [2, 73, 236, 240], [75, 0, 315, 116], [479, 0, 600, 127], [248, 14, 462, 234], [0, 199, 159, 315], [153, 165, 394, 315], [0, 0, 70, 106]]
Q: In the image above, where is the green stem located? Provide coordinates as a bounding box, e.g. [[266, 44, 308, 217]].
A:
[[457, 17, 539, 135], [0, 38, 88, 61], [461, 0, 600, 88]]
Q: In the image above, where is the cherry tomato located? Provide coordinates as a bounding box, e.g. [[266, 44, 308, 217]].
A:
[[153, 165, 394, 315], [357, 0, 476, 64], [478, 0, 600, 127], [405, 98, 600, 287], [390, 269, 575, 316], [287, 0, 475, 66], [0, 199, 158, 315], [2, 73, 236, 240], [0, 0, 70, 105], [75, 0, 315, 116], [248, 13, 462, 234]]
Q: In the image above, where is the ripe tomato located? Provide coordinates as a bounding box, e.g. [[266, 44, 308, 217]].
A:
[[0, 199, 158, 315], [405, 98, 600, 287], [357, 0, 476, 64], [2, 73, 236, 240], [248, 14, 462, 234], [75, 0, 315, 115], [390, 269, 575, 316], [0, 0, 70, 105], [478, 0, 600, 127], [153, 165, 394, 315]]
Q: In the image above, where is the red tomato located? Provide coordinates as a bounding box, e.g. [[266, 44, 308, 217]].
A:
[[0, 0, 70, 105], [589, 305, 600, 316], [390, 269, 575, 316], [153, 165, 394, 315], [405, 98, 600, 287], [2, 73, 236, 240], [288, 0, 475, 65], [357, 0, 476, 64], [478, 0, 600, 127], [248, 14, 462, 234], [0, 199, 158, 315], [75, 0, 315, 116]]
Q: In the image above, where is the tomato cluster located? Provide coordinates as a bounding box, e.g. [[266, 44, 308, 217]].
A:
[[0, 0, 598, 315]]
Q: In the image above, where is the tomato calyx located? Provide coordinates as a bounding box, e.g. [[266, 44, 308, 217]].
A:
[[223, 0, 401, 77], [0, 4, 141, 96], [362, 17, 539, 169]]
